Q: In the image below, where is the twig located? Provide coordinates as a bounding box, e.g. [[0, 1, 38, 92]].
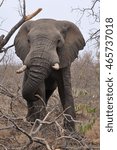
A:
[[5, 116, 52, 150], [55, 121, 65, 136], [56, 135, 89, 149], [0, 84, 15, 98], [72, 0, 100, 23], [0, 0, 4, 7], [72, 0, 100, 47], [23, 0, 26, 17], [0, 44, 14, 53], [0, 28, 9, 33], [86, 29, 100, 43], [30, 107, 56, 135], [0, 144, 8, 150], [63, 114, 82, 123], [0, 44, 14, 62], [0, 125, 14, 131], [30, 107, 71, 136], [57, 135, 82, 145], [9, 118, 33, 143], [33, 137, 52, 150]]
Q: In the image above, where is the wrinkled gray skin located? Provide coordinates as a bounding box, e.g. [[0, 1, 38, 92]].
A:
[[14, 19, 85, 132]]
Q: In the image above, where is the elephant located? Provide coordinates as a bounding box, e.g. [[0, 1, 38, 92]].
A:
[[14, 18, 85, 132]]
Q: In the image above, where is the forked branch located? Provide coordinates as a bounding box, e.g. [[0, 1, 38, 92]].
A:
[[0, 0, 42, 53]]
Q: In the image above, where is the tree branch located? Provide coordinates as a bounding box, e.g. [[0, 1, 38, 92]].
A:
[[0, 84, 15, 98], [72, 0, 100, 23], [72, 0, 100, 48], [86, 29, 100, 43], [25, 8, 42, 21], [0, 0, 42, 53], [0, 144, 8, 150], [0, 0, 4, 7]]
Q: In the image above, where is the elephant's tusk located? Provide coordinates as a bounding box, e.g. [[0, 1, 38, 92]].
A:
[[16, 65, 27, 74], [52, 63, 60, 70]]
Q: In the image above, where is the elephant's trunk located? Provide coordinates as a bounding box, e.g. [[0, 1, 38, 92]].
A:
[[22, 57, 51, 102]]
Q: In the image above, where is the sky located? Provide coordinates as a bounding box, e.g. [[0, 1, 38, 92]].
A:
[[0, 0, 99, 63]]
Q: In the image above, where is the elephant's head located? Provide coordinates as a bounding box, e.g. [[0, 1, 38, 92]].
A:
[[15, 19, 85, 76]]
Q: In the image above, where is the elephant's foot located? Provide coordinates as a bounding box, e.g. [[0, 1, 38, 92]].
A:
[[26, 100, 46, 123]]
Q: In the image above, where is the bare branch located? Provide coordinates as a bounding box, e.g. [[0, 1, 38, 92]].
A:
[[0, 18, 24, 50], [25, 8, 42, 21], [0, 0, 42, 53], [33, 137, 52, 150], [30, 107, 57, 136], [63, 114, 82, 123], [29, 107, 70, 135], [23, 0, 26, 17], [0, 28, 9, 33], [0, 125, 14, 131], [86, 29, 100, 43], [2, 114, 52, 150], [10, 119, 33, 144], [0, 144, 8, 150], [72, 0, 100, 23], [0, 44, 14, 62], [57, 136, 82, 146], [0, 84, 15, 98], [0, 0, 4, 7], [18, 0, 26, 17], [72, 0, 100, 49]]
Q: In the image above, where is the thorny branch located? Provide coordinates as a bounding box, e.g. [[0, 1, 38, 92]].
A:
[[0, 0, 42, 61]]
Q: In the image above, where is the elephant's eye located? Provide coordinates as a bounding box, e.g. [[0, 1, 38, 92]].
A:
[[27, 38, 30, 43], [57, 37, 64, 49], [57, 39, 62, 49], [57, 39, 61, 44]]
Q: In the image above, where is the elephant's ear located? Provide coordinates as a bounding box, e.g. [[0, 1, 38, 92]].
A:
[[57, 21, 85, 68], [14, 21, 32, 63]]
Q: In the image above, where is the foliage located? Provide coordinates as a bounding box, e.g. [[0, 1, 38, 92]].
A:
[[75, 103, 97, 134]]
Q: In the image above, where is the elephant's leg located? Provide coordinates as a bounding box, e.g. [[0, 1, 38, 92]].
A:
[[45, 76, 57, 104], [57, 67, 76, 132], [22, 74, 46, 122]]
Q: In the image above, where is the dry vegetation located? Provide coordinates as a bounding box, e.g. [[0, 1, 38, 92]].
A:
[[0, 1, 100, 149], [0, 52, 100, 150]]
